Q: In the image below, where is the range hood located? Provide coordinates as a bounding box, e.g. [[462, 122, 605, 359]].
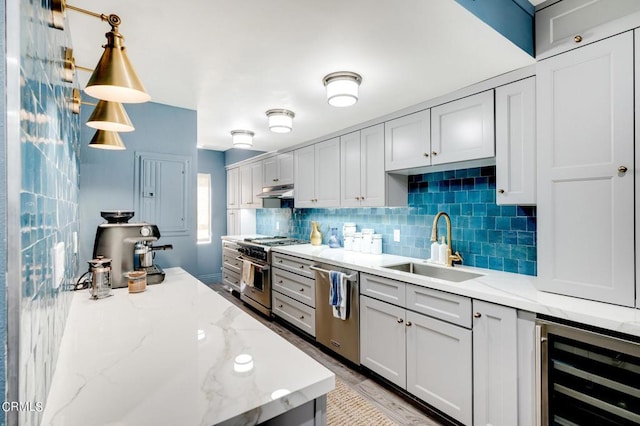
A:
[[256, 184, 294, 199]]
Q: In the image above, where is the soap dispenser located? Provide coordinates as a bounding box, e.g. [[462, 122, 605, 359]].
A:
[[430, 239, 440, 262], [438, 236, 448, 265]]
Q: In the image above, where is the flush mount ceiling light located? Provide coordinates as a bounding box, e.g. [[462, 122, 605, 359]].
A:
[[88, 130, 126, 150], [266, 109, 295, 133], [59, 4, 150, 103], [86, 100, 134, 132], [322, 71, 362, 107], [231, 130, 255, 149]]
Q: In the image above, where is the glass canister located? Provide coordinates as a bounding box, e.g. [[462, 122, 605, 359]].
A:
[[352, 232, 362, 252], [344, 233, 354, 250], [372, 234, 382, 255], [328, 227, 340, 248], [88, 256, 112, 300], [361, 229, 374, 254]]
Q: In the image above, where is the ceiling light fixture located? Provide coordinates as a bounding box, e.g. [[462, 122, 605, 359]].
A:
[[88, 130, 126, 150], [62, 4, 150, 103], [231, 130, 255, 149], [266, 109, 295, 133], [323, 71, 362, 107], [86, 100, 135, 132]]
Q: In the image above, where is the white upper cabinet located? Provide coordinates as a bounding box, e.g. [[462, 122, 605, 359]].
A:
[[495, 77, 536, 205], [226, 167, 239, 209], [431, 90, 495, 165], [239, 161, 263, 208], [341, 125, 386, 207], [262, 153, 294, 186], [384, 110, 430, 171], [537, 32, 634, 307], [535, 0, 640, 59], [294, 138, 340, 208]]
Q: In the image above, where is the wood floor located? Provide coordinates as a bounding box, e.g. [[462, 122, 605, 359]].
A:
[[208, 283, 450, 426]]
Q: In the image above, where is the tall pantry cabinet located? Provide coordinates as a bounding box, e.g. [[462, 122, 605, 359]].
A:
[[536, 31, 635, 307]]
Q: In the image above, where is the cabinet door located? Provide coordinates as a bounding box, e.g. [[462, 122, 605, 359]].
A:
[[360, 124, 386, 207], [239, 165, 254, 208], [406, 310, 472, 425], [277, 153, 294, 185], [294, 146, 316, 208], [495, 77, 536, 205], [384, 110, 430, 171], [535, 0, 640, 59], [314, 138, 340, 207], [250, 162, 263, 206], [537, 32, 634, 307], [431, 90, 495, 165], [262, 157, 278, 186], [340, 131, 362, 207], [360, 296, 406, 388], [226, 209, 239, 235], [472, 301, 518, 426], [226, 168, 239, 208]]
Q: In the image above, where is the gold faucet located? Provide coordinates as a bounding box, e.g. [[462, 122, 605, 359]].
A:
[[431, 212, 463, 267]]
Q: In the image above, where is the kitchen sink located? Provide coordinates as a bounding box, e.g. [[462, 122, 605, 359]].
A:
[[382, 262, 482, 282]]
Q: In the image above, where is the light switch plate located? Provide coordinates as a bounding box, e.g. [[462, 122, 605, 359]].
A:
[[393, 229, 400, 242]]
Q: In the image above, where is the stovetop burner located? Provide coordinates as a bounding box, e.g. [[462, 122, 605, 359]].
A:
[[243, 236, 309, 247]]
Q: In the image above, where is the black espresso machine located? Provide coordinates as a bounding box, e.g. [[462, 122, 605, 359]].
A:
[[92, 211, 172, 288]]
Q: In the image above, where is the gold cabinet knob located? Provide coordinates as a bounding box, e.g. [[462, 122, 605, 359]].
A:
[[423, 152, 429, 157], [278, 304, 284, 308], [574, 35, 583, 43], [299, 288, 304, 292], [432, 151, 438, 156], [618, 166, 628, 174], [397, 318, 404, 324], [273, 178, 279, 182], [300, 315, 305, 320], [474, 312, 482, 318], [405, 321, 412, 327], [498, 189, 505, 194]]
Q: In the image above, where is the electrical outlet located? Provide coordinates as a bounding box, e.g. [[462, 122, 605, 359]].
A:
[[393, 229, 400, 242], [276, 221, 280, 230]]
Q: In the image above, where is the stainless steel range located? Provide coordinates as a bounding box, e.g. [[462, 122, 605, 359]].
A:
[[236, 236, 308, 316]]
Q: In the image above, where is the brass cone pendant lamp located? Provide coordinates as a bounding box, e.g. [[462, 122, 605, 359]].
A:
[[84, 14, 150, 103], [86, 100, 134, 132], [88, 130, 126, 150]]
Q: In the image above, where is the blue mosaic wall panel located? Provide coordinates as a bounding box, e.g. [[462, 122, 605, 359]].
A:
[[17, 1, 81, 424], [257, 166, 536, 276]]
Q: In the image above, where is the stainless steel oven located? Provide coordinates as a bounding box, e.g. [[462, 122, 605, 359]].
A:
[[536, 319, 640, 425], [236, 237, 308, 317]]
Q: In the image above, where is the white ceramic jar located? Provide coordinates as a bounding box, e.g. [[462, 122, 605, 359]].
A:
[[344, 233, 354, 251], [352, 232, 362, 252], [343, 222, 356, 237], [361, 229, 374, 254], [371, 234, 382, 255]]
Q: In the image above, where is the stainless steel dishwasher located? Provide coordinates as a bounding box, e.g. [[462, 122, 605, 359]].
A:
[[311, 263, 360, 365]]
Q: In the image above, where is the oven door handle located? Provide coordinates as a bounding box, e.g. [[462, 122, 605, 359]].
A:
[[236, 256, 270, 271]]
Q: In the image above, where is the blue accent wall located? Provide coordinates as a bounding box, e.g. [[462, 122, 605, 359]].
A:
[[79, 101, 198, 276], [197, 149, 226, 283], [455, 0, 534, 56], [257, 166, 537, 276], [0, 0, 6, 420]]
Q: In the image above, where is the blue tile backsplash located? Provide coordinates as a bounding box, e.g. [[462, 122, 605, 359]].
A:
[[15, 1, 81, 424], [257, 166, 537, 276]]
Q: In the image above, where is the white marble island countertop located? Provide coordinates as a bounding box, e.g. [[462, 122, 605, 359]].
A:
[[272, 245, 640, 338], [42, 268, 334, 426]]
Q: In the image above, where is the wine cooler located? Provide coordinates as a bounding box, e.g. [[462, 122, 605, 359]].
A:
[[537, 319, 640, 425]]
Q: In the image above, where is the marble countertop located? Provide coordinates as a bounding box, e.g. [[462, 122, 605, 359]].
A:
[[41, 268, 334, 426], [271, 245, 640, 338]]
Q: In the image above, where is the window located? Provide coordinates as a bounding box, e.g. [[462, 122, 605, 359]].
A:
[[197, 173, 211, 244]]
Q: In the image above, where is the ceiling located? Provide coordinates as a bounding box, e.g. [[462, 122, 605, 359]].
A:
[[67, 0, 539, 152]]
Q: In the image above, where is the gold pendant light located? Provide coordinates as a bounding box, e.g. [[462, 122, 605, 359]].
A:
[[86, 100, 134, 132], [84, 14, 150, 103], [88, 130, 126, 150]]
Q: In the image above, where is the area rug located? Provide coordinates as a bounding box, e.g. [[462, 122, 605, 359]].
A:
[[327, 377, 397, 426]]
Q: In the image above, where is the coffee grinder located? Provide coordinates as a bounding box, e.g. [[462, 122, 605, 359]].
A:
[[91, 211, 172, 288]]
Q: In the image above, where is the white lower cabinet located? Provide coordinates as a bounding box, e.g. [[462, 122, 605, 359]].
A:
[[472, 300, 518, 426]]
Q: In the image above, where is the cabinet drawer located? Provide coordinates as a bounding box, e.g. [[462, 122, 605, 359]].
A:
[[361, 273, 406, 307], [271, 252, 315, 279], [273, 291, 316, 337], [222, 240, 239, 251], [273, 267, 315, 307], [222, 268, 241, 293], [222, 253, 241, 274], [406, 284, 471, 328]]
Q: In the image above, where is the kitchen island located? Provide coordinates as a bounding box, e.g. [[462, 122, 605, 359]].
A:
[[41, 268, 334, 425]]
